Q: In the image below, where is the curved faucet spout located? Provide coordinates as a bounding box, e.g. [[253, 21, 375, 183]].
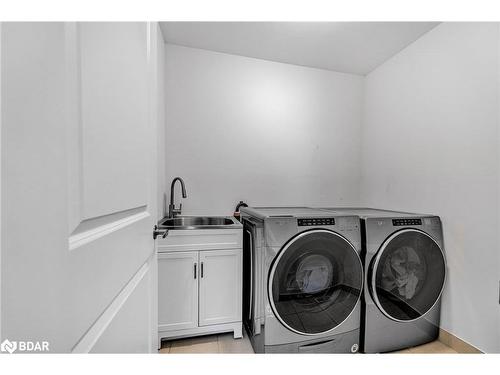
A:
[[169, 177, 187, 218]]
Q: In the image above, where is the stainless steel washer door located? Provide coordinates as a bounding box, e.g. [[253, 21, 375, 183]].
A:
[[370, 229, 446, 322], [268, 229, 363, 336]]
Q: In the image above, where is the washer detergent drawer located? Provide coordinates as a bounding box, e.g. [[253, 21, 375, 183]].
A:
[[298, 339, 340, 353], [298, 330, 359, 353], [265, 329, 360, 353]]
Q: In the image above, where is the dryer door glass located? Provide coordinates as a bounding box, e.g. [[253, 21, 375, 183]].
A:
[[371, 229, 446, 322], [269, 230, 363, 335]]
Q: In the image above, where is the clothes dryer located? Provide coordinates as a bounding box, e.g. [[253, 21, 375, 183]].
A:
[[322, 208, 446, 353]]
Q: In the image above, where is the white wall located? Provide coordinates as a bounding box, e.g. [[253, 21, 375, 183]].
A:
[[362, 23, 500, 353], [164, 44, 364, 215]]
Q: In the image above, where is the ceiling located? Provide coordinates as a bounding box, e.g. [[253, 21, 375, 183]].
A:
[[159, 22, 439, 75]]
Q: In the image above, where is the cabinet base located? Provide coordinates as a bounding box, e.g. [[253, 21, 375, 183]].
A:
[[158, 321, 242, 350]]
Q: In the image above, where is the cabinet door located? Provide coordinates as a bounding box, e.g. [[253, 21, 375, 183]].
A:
[[158, 252, 199, 332], [199, 249, 242, 326]]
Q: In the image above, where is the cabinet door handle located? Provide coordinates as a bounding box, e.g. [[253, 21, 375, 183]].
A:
[[201, 262, 204, 278], [194, 263, 197, 279]]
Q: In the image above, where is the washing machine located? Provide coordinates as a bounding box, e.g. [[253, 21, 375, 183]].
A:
[[321, 208, 447, 353], [240, 207, 363, 353]]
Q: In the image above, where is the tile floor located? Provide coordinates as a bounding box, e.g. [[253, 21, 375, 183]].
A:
[[159, 330, 457, 354], [393, 341, 457, 354], [159, 330, 254, 354]]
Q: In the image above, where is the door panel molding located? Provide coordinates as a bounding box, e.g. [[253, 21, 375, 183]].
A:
[[69, 205, 149, 251], [71, 254, 153, 353], [65, 22, 151, 240], [64, 22, 83, 234], [79, 22, 149, 220]]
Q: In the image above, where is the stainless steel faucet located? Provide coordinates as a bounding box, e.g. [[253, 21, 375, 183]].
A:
[[169, 177, 187, 218]]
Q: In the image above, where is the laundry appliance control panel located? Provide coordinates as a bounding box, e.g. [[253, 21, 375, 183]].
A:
[[297, 217, 336, 226], [392, 218, 422, 226]]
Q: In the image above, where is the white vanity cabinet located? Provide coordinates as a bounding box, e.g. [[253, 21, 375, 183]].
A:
[[157, 228, 242, 347]]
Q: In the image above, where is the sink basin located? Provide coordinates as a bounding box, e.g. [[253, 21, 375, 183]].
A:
[[158, 216, 240, 230]]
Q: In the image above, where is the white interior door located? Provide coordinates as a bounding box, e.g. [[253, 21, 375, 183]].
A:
[[1, 22, 161, 353], [199, 249, 242, 327]]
